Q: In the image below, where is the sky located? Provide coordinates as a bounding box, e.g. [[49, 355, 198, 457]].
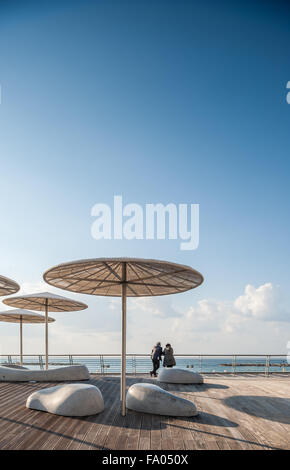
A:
[[0, 0, 290, 356]]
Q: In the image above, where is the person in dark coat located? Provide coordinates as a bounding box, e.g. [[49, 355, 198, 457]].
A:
[[163, 343, 176, 367], [150, 342, 163, 377]]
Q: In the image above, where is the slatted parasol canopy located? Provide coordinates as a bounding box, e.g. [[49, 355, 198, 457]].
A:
[[0, 309, 55, 366], [0, 275, 20, 296], [43, 258, 204, 415], [3, 292, 87, 369]]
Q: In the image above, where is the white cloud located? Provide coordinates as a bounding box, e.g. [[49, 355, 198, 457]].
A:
[[234, 283, 287, 321], [19, 281, 53, 294], [128, 297, 182, 318], [18, 281, 84, 302], [160, 283, 290, 353], [175, 283, 289, 336]]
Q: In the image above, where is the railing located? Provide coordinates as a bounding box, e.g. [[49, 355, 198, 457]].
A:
[[0, 354, 289, 375]]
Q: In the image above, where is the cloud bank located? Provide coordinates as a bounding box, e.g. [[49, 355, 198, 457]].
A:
[[0, 282, 289, 355]]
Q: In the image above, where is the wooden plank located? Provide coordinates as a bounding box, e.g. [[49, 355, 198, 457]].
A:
[[150, 413, 162, 450], [89, 379, 123, 450], [1, 383, 62, 450], [0, 375, 289, 450], [73, 377, 117, 450], [138, 413, 151, 450], [125, 409, 142, 450], [0, 383, 57, 448]]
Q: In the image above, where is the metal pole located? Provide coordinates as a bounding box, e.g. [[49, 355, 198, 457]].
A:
[[121, 262, 127, 416], [20, 315, 23, 366], [45, 299, 49, 370]]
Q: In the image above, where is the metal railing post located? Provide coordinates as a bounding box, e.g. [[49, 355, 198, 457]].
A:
[[232, 355, 236, 376], [39, 355, 44, 370], [265, 355, 270, 377], [100, 355, 104, 374]]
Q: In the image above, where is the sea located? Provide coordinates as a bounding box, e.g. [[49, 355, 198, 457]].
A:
[[1, 355, 289, 374]]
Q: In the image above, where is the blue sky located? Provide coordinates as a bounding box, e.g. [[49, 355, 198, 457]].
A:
[[0, 0, 290, 354]]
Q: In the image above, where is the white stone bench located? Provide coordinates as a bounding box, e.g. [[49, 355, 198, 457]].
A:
[[157, 368, 203, 384], [2, 364, 28, 369], [26, 383, 104, 416], [0, 365, 90, 382], [126, 383, 198, 416]]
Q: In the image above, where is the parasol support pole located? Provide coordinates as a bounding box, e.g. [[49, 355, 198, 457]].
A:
[[45, 299, 49, 370], [20, 315, 23, 366], [121, 262, 127, 416]]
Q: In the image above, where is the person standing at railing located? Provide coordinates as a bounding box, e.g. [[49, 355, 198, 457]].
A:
[[150, 342, 163, 377], [163, 343, 176, 368]]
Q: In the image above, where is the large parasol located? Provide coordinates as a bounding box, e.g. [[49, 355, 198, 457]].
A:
[[3, 292, 87, 369], [43, 258, 204, 415], [0, 275, 20, 296], [0, 309, 55, 366]]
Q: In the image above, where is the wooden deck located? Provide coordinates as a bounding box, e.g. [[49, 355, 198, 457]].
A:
[[0, 374, 289, 450]]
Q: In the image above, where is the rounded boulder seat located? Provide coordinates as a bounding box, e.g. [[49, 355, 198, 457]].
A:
[[2, 364, 28, 370], [157, 367, 203, 384], [126, 383, 198, 417], [0, 365, 90, 382], [26, 383, 104, 417], [157, 368, 204, 384]]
